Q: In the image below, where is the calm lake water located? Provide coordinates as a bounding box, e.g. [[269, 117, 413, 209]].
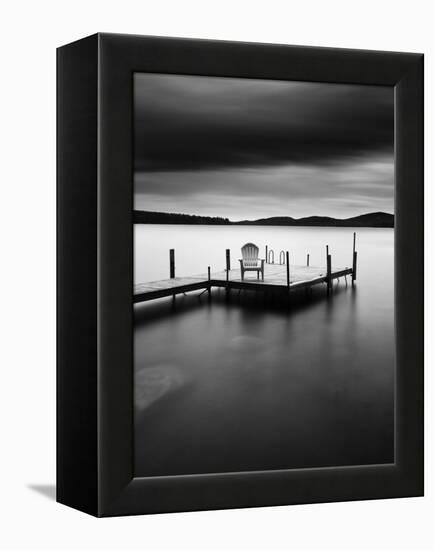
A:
[[134, 225, 394, 477]]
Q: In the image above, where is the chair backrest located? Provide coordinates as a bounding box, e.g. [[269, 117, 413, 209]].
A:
[[241, 243, 259, 266]]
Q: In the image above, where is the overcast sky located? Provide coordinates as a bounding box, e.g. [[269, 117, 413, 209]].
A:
[[134, 73, 394, 220]]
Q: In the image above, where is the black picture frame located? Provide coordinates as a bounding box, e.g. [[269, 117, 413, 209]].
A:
[[57, 33, 424, 517]]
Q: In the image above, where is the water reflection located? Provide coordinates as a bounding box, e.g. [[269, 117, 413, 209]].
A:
[[135, 364, 186, 412], [134, 280, 394, 477]]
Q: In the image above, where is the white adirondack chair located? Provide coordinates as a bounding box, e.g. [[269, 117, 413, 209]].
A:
[[239, 243, 265, 281]]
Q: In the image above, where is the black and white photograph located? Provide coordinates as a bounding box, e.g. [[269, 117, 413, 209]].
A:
[[133, 72, 395, 477], [1, 0, 429, 540]]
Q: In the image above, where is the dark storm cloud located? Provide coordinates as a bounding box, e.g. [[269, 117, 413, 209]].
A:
[[134, 73, 394, 173], [134, 155, 394, 220]]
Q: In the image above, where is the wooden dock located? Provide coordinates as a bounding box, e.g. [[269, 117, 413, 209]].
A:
[[134, 264, 353, 303], [134, 234, 358, 304], [134, 277, 209, 303]]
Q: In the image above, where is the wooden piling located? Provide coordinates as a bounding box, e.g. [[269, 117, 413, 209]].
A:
[[286, 251, 290, 287], [327, 253, 332, 294], [352, 251, 358, 283], [207, 266, 212, 296], [265, 245, 268, 264], [352, 232, 357, 284], [226, 249, 230, 281], [169, 249, 175, 279], [307, 253, 310, 266]]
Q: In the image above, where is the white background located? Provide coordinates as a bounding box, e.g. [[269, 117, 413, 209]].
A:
[[1, 1, 432, 548]]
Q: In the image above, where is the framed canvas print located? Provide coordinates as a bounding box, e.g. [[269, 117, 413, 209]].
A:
[[57, 33, 424, 516]]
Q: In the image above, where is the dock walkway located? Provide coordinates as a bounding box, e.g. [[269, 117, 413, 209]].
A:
[[134, 263, 353, 304], [134, 234, 358, 304]]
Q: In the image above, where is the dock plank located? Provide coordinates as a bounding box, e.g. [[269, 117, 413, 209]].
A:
[[211, 263, 345, 286], [135, 276, 205, 294]]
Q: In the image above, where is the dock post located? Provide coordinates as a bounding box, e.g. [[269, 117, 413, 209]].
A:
[[307, 253, 310, 267], [226, 249, 231, 281], [286, 251, 290, 287], [169, 249, 175, 279], [198, 266, 212, 299], [286, 251, 290, 307], [352, 232, 357, 285], [327, 252, 332, 294], [265, 245, 268, 264]]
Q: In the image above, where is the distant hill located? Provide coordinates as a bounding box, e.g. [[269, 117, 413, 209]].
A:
[[235, 212, 394, 227], [133, 210, 230, 225], [133, 210, 394, 228]]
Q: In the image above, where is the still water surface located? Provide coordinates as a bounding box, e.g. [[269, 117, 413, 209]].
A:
[[134, 225, 394, 476]]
